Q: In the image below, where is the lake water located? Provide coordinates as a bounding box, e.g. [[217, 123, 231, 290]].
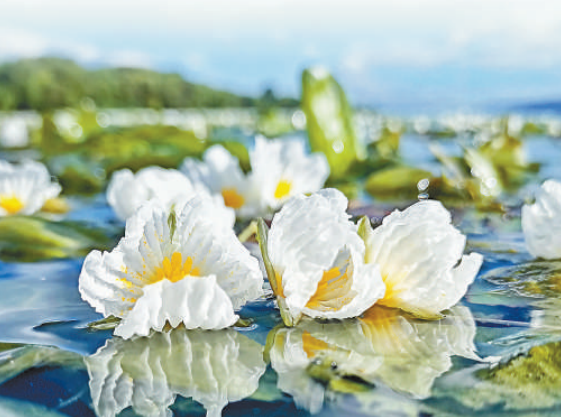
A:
[[1, 131, 561, 417]]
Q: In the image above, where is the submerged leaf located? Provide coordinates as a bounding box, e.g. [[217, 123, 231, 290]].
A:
[[0, 216, 114, 262]]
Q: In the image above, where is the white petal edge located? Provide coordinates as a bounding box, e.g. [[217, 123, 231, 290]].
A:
[[114, 277, 239, 339]]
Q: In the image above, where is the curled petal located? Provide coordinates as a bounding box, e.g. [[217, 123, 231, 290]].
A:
[[114, 277, 239, 339], [268, 189, 369, 322], [365, 200, 482, 316], [522, 179, 561, 259]]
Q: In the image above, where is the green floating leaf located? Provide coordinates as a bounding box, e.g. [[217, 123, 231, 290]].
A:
[[0, 216, 114, 262], [301, 67, 362, 179], [364, 165, 432, 199], [481, 260, 561, 299], [0, 344, 84, 385], [87, 315, 121, 331]]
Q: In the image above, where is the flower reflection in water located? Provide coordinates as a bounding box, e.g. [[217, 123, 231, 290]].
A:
[[85, 328, 266, 417], [267, 305, 480, 414]]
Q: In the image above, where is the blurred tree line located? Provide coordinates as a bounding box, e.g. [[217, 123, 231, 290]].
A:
[[0, 57, 298, 110]]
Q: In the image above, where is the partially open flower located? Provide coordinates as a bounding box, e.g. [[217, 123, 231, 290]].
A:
[[360, 200, 483, 318], [0, 160, 61, 216], [86, 328, 266, 417], [107, 166, 234, 228], [261, 189, 385, 326], [79, 197, 263, 339], [522, 179, 561, 259], [180, 145, 260, 219], [250, 136, 329, 211]]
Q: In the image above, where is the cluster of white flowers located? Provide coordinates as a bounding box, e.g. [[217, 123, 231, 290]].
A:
[[106, 136, 330, 224], [262, 189, 483, 326]]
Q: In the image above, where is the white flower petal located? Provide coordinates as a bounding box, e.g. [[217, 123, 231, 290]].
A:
[[107, 166, 234, 225], [250, 136, 329, 210], [268, 189, 379, 322], [79, 196, 263, 336], [114, 277, 239, 339], [365, 200, 483, 316], [522, 179, 561, 259], [86, 328, 266, 417], [0, 159, 61, 216]]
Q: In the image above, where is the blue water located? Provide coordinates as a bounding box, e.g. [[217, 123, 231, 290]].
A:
[[1, 133, 561, 417]]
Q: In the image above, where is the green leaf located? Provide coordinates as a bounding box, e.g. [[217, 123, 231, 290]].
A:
[[364, 165, 432, 199], [301, 67, 362, 179], [0, 216, 114, 262]]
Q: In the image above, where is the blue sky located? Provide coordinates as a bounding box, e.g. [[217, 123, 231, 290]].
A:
[[2, 0, 561, 112]]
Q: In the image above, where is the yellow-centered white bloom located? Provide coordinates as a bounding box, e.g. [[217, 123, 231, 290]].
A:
[[268, 306, 479, 413], [0, 160, 61, 216], [107, 166, 235, 228], [522, 179, 561, 259], [86, 328, 266, 417], [180, 145, 260, 219], [262, 189, 385, 326], [250, 136, 329, 211], [360, 200, 483, 318], [79, 197, 263, 339]]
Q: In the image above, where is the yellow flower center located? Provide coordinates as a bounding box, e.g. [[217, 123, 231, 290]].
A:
[[305, 266, 355, 311], [0, 195, 24, 214], [274, 179, 292, 200], [221, 188, 245, 209], [151, 252, 200, 284]]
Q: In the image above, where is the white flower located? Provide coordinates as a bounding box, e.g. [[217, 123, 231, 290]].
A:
[[264, 189, 385, 326], [361, 200, 483, 318], [522, 179, 561, 259], [107, 166, 235, 228], [0, 160, 61, 216], [86, 328, 266, 417], [268, 305, 479, 413], [250, 136, 329, 211], [180, 145, 260, 219], [79, 197, 263, 339]]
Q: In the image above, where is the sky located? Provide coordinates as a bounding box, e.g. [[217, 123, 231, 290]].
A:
[[2, 0, 561, 112]]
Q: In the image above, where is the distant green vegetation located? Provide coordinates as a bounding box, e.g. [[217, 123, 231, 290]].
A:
[[0, 57, 298, 110]]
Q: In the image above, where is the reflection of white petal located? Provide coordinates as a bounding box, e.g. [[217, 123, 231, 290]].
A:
[[522, 179, 561, 259], [115, 277, 239, 339], [269, 305, 479, 412], [364, 200, 482, 316], [86, 328, 266, 417]]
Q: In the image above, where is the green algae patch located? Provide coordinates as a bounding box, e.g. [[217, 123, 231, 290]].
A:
[[482, 261, 561, 299], [0, 216, 114, 262], [482, 342, 561, 393]]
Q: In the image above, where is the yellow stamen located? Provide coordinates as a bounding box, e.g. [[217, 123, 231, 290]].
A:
[[273, 271, 286, 298], [274, 179, 292, 200], [305, 266, 354, 311], [222, 188, 245, 209], [151, 252, 200, 284], [0, 195, 24, 214]]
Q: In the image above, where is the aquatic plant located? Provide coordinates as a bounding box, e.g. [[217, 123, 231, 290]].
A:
[[78, 197, 263, 339], [107, 165, 234, 227], [0, 159, 61, 216]]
